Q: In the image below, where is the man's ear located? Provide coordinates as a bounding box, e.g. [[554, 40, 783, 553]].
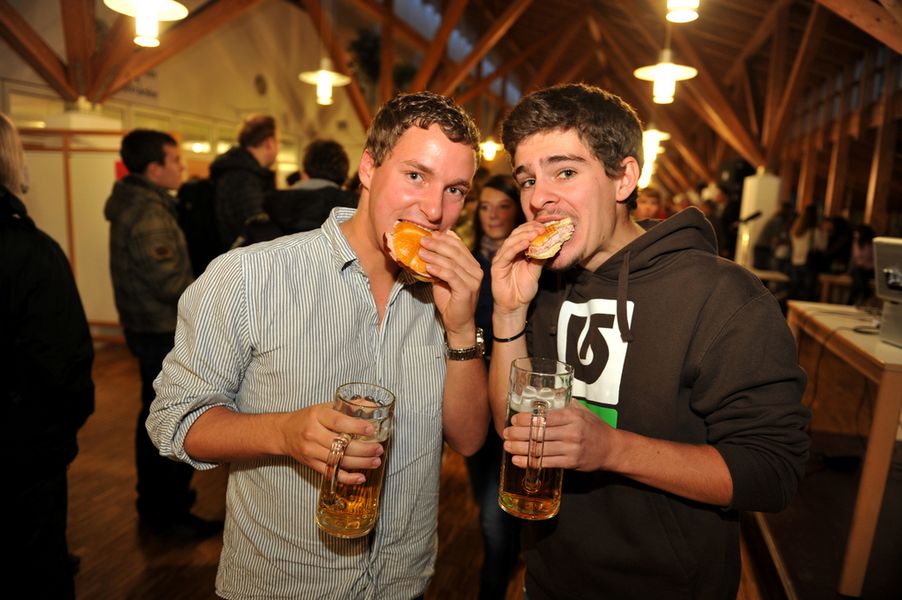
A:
[[358, 149, 375, 189], [144, 161, 162, 184], [615, 156, 640, 202]]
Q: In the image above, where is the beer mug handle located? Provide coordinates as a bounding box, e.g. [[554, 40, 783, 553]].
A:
[[323, 433, 351, 507], [524, 401, 547, 493]]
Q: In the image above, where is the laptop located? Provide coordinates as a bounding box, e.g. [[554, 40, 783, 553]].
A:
[[874, 237, 902, 348]]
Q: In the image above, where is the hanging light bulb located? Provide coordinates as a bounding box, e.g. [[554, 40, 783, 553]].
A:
[[480, 138, 499, 161], [300, 58, 352, 106], [638, 125, 670, 189], [104, 1, 189, 48], [634, 48, 697, 104], [667, 0, 700, 24]]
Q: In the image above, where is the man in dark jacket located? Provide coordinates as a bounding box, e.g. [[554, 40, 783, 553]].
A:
[[104, 129, 220, 539], [488, 84, 810, 599], [210, 114, 278, 246], [235, 139, 357, 246], [2, 112, 94, 599]]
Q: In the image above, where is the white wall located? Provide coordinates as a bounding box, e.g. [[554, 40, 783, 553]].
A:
[[2, 0, 369, 328]]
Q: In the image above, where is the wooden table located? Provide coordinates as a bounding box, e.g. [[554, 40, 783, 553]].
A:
[[786, 301, 902, 597]]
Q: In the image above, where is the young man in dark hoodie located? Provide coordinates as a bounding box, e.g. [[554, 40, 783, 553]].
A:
[[104, 129, 220, 540], [210, 114, 278, 246], [488, 84, 810, 599]]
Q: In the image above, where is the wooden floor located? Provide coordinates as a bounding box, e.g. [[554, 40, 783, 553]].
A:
[[69, 343, 761, 599]]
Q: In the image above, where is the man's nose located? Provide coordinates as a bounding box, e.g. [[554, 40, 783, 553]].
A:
[[418, 188, 444, 224], [529, 178, 556, 212]]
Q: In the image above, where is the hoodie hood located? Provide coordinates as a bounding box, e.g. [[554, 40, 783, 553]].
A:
[[568, 207, 718, 342]]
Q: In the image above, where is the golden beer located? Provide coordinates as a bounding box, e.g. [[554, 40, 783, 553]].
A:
[[498, 358, 573, 520], [316, 383, 394, 538], [315, 443, 388, 538]]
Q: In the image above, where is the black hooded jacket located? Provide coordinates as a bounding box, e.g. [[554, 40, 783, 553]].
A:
[[209, 146, 276, 246], [523, 207, 810, 599], [1, 186, 94, 470]]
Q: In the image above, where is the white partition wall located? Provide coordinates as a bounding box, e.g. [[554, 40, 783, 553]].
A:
[[736, 168, 782, 269], [21, 128, 123, 328]]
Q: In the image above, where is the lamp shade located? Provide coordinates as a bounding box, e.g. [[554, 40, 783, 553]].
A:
[[667, 0, 700, 24], [104, 0, 188, 47], [299, 58, 351, 106], [633, 48, 697, 104]]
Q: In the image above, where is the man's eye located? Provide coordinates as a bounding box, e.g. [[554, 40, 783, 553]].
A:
[[558, 169, 576, 179], [407, 172, 422, 181], [519, 178, 535, 189], [447, 186, 466, 196]]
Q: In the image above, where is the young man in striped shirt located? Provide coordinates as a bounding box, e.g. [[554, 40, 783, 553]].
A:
[[148, 92, 489, 599]]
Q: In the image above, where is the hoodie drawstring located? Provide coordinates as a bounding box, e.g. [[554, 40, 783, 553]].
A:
[[616, 251, 633, 343]]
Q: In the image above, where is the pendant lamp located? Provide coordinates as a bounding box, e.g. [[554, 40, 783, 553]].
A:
[[299, 58, 351, 106], [667, 0, 700, 24], [103, 0, 189, 48], [633, 23, 697, 104]]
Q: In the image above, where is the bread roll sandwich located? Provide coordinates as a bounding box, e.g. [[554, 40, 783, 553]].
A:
[[526, 218, 575, 259], [386, 220, 434, 281]]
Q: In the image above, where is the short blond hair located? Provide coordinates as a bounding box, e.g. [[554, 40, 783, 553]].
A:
[[0, 112, 26, 194]]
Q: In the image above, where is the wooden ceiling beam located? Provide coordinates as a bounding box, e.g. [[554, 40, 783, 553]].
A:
[[438, 0, 535, 96], [556, 54, 593, 87], [409, 0, 469, 92], [454, 35, 544, 106], [598, 17, 712, 183], [737, 62, 760, 139], [724, 0, 794, 86], [299, 0, 371, 128], [878, 0, 902, 26], [99, 0, 264, 102], [658, 153, 693, 193], [525, 19, 583, 92], [766, 4, 829, 167], [668, 25, 765, 166], [87, 15, 134, 102], [60, 0, 95, 96], [818, 0, 902, 55], [0, 0, 77, 100], [762, 3, 789, 148], [621, 1, 764, 166], [379, 0, 394, 104]]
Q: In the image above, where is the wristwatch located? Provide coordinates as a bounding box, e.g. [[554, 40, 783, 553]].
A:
[[445, 327, 485, 361]]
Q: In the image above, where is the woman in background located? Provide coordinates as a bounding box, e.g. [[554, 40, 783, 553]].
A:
[[467, 174, 526, 599]]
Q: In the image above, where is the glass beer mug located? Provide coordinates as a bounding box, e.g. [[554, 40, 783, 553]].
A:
[[316, 382, 394, 538], [499, 357, 573, 520]]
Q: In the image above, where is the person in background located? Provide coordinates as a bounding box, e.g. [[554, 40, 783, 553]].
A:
[[104, 129, 221, 540], [788, 204, 819, 300], [847, 224, 876, 306], [234, 139, 358, 247], [2, 112, 94, 598], [210, 114, 278, 247], [455, 165, 491, 250], [467, 174, 525, 599], [488, 83, 810, 599], [147, 92, 489, 598], [633, 186, 666, 220]]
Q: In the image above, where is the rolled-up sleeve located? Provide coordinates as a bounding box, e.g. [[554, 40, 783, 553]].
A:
[[147, 251, 253, 469]]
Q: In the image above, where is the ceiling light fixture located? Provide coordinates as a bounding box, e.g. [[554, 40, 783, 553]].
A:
[[103, 0, 188, 48], [480, 138, 499, 161], [633, 23, 697, 104], [638, 125, 670, 189], [667, 0, 700, 24], [300, 58, 351, 106]]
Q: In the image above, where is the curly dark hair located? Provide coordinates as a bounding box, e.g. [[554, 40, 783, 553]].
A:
[[365, 91, 479, 165], [302, 139, 349, 185], [502, 84, 644, 208]]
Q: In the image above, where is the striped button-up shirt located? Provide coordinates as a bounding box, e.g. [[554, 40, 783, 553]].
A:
[[148, 208, 447, 599]]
